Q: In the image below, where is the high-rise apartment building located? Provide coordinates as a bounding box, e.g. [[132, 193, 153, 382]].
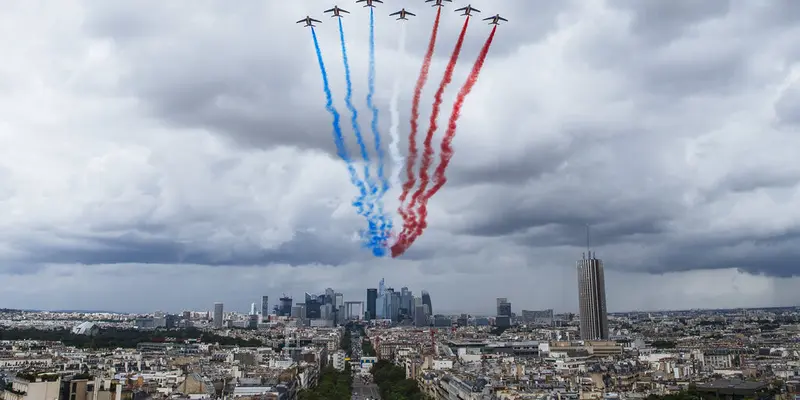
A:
[[213, 302, 224, 329], [366, 288, 377, 320], [577, 251, 609, 340]]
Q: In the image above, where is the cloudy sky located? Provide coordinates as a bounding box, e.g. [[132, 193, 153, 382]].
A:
[[2, 0, 800, 315]]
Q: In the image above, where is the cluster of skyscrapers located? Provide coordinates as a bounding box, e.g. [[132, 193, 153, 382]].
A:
[[205, 243, 608, 339], [365, 279, 433, 326]]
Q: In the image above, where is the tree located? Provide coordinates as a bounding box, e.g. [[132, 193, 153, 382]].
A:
[[371, 360, 425, 400], [295, 366, 352, 400]]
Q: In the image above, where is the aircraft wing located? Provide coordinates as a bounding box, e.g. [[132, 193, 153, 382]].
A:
[[482, 16, 492, 20], [324, 8, 334, 13], [406, 11, 416, 16], [340, 9, 350, 13], [389, 11, 400, 16], [472, 7, 481, 12], [498, 16, 508, 21], [455, 6, 466, 11], [297, 19, 306, 23], [310, 18, 322, 23]]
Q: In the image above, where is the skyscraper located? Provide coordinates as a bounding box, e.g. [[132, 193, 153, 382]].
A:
[[497, 298, 511, 316], [366, 288, 377, 320], [577, 251, 609, 340], [261, 296, 269, 318], [213, 302, 224, 329], [421, 290, 433, 316], [496, 298, 512, 328], [278, 295, 292, 317], [305, 292, 322, 319], [414, 305, 428, 327]]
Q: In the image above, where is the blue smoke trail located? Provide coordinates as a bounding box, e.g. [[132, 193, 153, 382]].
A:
[[312, 28, 384, 255], [338, 18, 384, 255], [367, 8, 393, 245]]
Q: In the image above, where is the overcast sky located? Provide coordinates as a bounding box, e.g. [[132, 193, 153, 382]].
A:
[[1, 0, 800, 315]]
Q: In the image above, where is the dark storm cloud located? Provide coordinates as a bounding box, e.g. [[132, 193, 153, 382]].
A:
[[14, 229, 364, 268], [608, 0, 732, 45], [636, 46, 749, 98], [641, 232, 800, 278], [714, 169, 800, 196], [456, 181, 674, 242]]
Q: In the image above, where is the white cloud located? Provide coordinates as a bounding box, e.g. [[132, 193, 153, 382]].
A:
[[0, 0, 799, 312]]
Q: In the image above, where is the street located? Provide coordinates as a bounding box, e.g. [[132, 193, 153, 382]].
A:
[[351, 380, 381, 399]]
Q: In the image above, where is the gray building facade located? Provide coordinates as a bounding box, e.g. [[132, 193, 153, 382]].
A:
[[213, 302, 224, 329], [577, 253, 609, 340]]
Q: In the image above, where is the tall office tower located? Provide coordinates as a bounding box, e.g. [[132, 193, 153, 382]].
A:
[[325, 288, 335, 304], [421, 291, 433, 316], [213, 302, 224, 329], [334, 293, 344, 309], [261, 296, 269, 318], [367, 288, 377, 320], [390, 290, 401, 321], [278, 295, 293, 317], [496, 298, 512, 328], [384, 288, 396, 319], [414, 305, 428, 327], [413, 296, 423, 318], [497, 298, 512, 316], [577, 251, 609, 340], [250, 302, 257, 315], [305, 293, 322, 319], [400, 287, 413, 316]]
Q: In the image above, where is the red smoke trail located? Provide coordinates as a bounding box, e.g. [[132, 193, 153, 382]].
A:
[[395, 16, 471, 251], [398, 8, 441, 215], [394, 26, 497, 257]]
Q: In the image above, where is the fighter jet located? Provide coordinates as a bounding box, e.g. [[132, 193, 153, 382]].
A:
[[324, 6, 350, 18], [389, 8, 416, 20], [425, 0, 453, 7], [297, 16, 322, 27], [483, 14, 508, 25], [454, 5, 480, 16], [355, 0, 383, 7]]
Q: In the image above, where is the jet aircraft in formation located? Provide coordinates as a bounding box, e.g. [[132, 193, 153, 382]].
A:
[[425, 0, 453, 7], [356, 0, 383, 7], [389, 8, 416, 20], [299, 2, 507, 28], [324, 6, 350, 18], [296, 16, 322, 27], [483, 14, 508, 25], [454, 5, 480, 16]]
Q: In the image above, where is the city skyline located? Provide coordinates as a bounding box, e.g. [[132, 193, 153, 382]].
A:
[[2, 2, 800, 312]]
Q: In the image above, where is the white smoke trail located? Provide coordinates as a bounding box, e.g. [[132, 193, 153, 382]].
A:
[[388, 23, 407, 193]]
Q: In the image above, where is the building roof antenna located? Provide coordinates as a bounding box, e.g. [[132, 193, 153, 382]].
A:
[[586, 224, 592, 259]]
